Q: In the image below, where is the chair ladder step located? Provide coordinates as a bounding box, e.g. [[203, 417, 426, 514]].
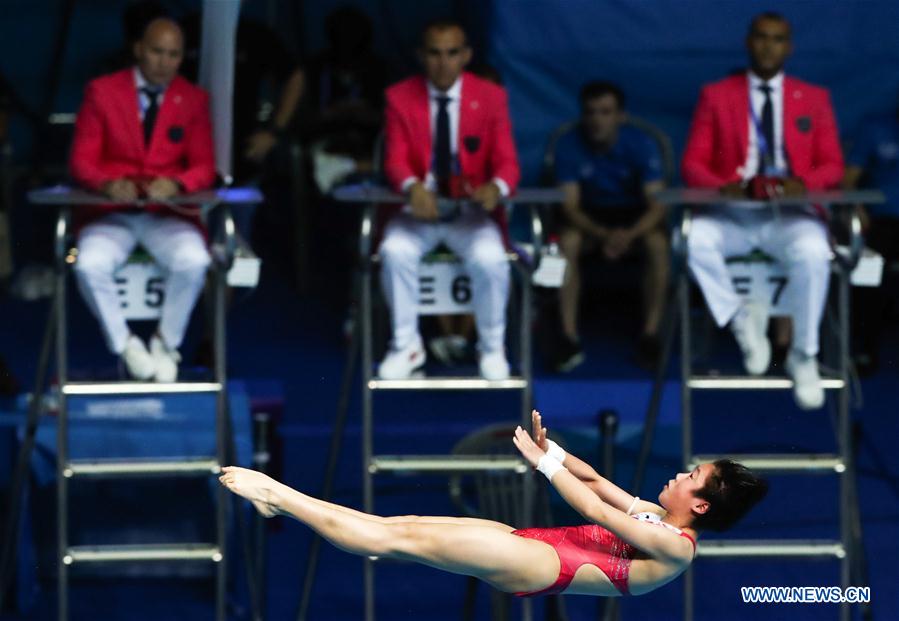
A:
[[697, 539, 845, 558], [688, 454, 845, 473], [61, 381, 223, 396], [368, 377, 527, 391], [686, 376, 844, 390], [63, 544, 222, 564], [63, 458, 220, 478], [369, 454, 528, 474]]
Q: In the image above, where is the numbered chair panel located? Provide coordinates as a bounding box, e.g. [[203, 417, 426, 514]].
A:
[[114, 250, 166, 321], [418, 254, 473, 315], [725, 250, 789, 316], [110, 244, 261, 321]]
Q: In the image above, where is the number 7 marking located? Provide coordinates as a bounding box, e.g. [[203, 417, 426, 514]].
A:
[[768, 276, 788, 306]]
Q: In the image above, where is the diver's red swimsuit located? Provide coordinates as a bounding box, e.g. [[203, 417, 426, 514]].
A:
[[512, 512, 696, 597]]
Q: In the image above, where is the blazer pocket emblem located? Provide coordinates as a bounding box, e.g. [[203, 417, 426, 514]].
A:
[[795, 116, 812, 133], [168, 126, 185, 143], [463, 135, 481, 153]]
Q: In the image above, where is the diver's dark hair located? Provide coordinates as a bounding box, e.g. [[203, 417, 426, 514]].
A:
[[691, 460, 768, 532]]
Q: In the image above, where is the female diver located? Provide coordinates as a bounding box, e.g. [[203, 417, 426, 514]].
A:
[[219, 410, 767, 597]]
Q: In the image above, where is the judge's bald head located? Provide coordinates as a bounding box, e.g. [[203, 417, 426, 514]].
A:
[[134, 17, 184, 87]]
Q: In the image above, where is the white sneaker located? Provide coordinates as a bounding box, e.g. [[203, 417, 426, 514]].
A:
[[730, 301, 771, 375], [479, 350, 510, 381], [786, 349, 825, 410], [378, 340, 426, 380], [121, 335, 155, 381], [150, 334, 181, 383]]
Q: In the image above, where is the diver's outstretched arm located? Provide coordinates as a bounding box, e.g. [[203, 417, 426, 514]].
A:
[[532, 410, 664, 515], [513, 428, 691, 564]]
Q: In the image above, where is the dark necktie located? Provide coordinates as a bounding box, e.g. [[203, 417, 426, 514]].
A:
[[142, 87, 160, 146], [434, 95, 451, 194], [758, 83, 774, 174]]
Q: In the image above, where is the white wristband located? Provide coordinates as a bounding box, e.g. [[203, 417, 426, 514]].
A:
[[545, 439, 566, 464], [626, 496, 640, 516], [536, 455, 566, 482]]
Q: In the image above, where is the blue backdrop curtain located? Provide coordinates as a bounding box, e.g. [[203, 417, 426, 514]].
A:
[[487, 0, 899, 184]]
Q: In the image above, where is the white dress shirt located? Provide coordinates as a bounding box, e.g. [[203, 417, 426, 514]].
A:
[[742, 70, 787, 180], [134, 67, 166, 120], [402, 75, 509, 197]]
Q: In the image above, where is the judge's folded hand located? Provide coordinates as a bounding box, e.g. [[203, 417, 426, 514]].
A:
[[409, 182, 439, 221], [102, 178, 139, 202], [472, 182, 501, 212], [146, 177, 180, 200]]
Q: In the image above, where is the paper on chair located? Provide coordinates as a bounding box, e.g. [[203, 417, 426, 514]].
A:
[[533, 255, 567, 288]]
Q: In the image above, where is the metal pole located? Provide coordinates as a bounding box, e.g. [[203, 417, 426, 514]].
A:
[[679, 218, 694, 621], [360, 207, 376, 621], [520, 261, 534, 523], [296, 319, 360, 621], [840, 206, 869, 621], [599, 410, 619, 621], [838, 251, 851, 621], [678, 208, 694, 476], [34, 0, 75, 174], [684, 565, 694, 621], [253, 412, 271, 621], [0, 289, 56, 612], [56, 210, 70, 621], [210, 203, 266, 621], [631, 290, 679, 493], [215, 212, 230, 621], [849, 423, 871, 621], [289, 143, 309, 294], [516, 205, 539, 621], [224, 398, 263, 621], [520, 256, 534, 621], [600, 411, 617, 481]]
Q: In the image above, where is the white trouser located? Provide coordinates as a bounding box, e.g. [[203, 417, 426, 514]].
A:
[[687, 209, 830, 356], [74, 212, 211, 354], [379, 210, 509, 353]]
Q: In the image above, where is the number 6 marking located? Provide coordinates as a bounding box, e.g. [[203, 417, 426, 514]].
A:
[[451, 275, 471, 304]]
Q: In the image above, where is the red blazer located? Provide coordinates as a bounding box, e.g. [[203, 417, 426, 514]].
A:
[[682, 74, 843, 191], [383, 72, 520, 229], [69, 68, 216, 224]]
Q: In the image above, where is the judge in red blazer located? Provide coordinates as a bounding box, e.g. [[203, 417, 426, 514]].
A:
[[377, 19, 520, 381], [681, 12, 844, 410], [69, 17, 215, 383]]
